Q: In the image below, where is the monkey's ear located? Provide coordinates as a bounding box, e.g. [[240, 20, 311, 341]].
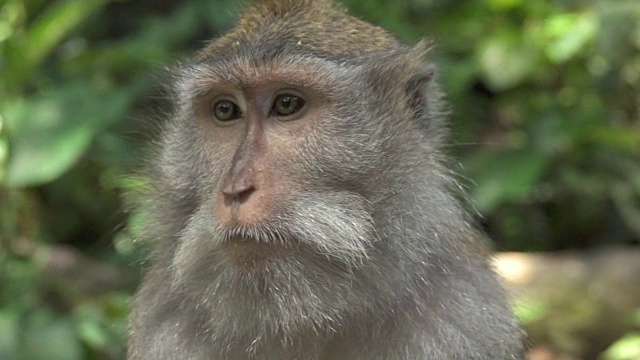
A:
[[405, 63, 436, 121], [364, 40, 439, 122], [403, 41, 437, 122]]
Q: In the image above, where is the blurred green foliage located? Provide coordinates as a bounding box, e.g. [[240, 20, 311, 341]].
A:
[[0, 0, 638, 358]]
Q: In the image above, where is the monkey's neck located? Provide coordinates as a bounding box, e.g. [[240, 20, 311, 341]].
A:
[[197, 307, 423, 360]]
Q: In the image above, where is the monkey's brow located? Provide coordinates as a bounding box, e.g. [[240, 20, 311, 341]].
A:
[[181, 58, 349, 96]]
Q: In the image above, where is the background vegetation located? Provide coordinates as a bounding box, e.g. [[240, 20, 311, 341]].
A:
[[0, 0, 638, 358]]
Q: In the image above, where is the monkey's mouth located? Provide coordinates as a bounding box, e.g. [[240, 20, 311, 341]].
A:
[[218, 225, 295, 266], [219, 224, 291, 247]]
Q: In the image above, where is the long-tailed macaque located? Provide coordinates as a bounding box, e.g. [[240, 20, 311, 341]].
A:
[[128, 0, 525, 358]]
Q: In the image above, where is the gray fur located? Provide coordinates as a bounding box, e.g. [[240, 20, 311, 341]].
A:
[[128, 1, 525, 359]]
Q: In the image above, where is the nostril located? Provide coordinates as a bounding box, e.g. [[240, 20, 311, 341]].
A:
[[236, 186, 255, 203], [222, 184, 256, 205]]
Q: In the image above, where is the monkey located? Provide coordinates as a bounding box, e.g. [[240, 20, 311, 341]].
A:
[[127, 0, 525, 359]]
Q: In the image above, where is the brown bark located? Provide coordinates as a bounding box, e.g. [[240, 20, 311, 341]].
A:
[[494, 246, 640, 359]]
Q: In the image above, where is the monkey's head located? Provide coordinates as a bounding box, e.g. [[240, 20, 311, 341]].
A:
[[147, 0, 453, 334]]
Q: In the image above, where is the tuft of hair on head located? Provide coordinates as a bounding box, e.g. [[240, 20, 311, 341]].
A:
[[196, 0, 405, 62]]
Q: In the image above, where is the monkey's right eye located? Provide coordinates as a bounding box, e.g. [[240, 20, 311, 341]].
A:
[[212, 100, 242, 122]]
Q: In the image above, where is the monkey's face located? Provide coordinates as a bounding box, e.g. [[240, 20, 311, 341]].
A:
[[167, 57, 384, 288], [147, 33, 439, 333]]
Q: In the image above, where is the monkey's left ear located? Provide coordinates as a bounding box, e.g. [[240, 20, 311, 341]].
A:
[[403, 41, 437, 121], [405, 68, 436, 121], [365, 40, 438, 121]]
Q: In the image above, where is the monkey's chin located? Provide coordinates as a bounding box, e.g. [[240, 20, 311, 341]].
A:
[[219, 237, 291, 271]]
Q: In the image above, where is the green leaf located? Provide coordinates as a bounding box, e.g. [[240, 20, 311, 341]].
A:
[[0, 311, 18, 359], [634, 310, 640, 327], [478, 31, 538, 91], [21, 309, 82, 360], [466, 149, 548, 212], [23, 0, 109, 68], [543, 12, 598, 63], [512, 299, 550, 325], [588, 125, 640, 154], [3, 81, 133, 187], [72, 298, 128, 356], [3, 97, 94, 187], [75, 305, 109, 348], [484, 0, 523, 11], [602, 332, 640, 360], [0, 112, 7, 182]]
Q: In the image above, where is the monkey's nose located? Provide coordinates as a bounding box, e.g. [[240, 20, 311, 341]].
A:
[[221, 182, 256, 205], [217, 182, 266, 225]]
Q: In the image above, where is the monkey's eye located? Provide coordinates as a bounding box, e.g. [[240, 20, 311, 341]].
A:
[[271, 94, 305, 117], [213, 100, 242, 122]]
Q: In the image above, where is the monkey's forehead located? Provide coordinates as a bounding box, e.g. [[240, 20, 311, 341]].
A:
[[194, 0, 405, 64]]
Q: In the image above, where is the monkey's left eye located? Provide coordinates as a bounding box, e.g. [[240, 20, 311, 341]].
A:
[[213, 100, 242, 122], [271, 94, 305, 117]]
